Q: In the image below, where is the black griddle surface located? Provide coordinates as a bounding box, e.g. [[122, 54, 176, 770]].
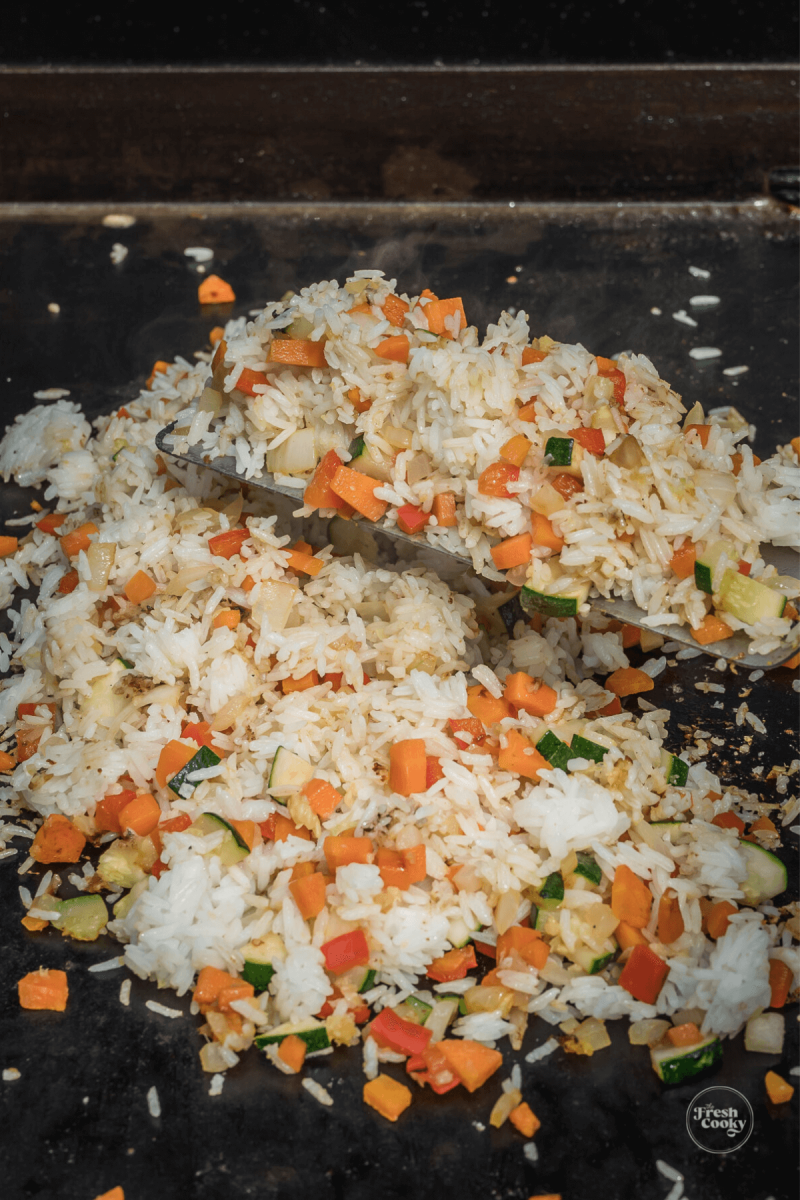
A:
[[0, 201, 797, 1200]]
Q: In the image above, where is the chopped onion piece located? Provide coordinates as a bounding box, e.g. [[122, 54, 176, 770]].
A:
[[744, 1012, 784, 1055]]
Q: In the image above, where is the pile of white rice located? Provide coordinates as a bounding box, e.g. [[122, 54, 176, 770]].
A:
[[0, 312, 797, 1091], [165, 271, 800, 655]]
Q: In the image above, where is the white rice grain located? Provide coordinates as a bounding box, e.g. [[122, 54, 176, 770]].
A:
[[146, 1086, 161, 1118], [302, 1078, 334, 1107], [87, 957, 124, 973], [146, 1000, 183, 1019]]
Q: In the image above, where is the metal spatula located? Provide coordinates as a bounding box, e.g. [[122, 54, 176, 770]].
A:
[[155, 423, 800, 670]]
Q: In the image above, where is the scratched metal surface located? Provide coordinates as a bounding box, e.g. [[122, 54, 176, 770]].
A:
[[0, 200, 797, 1200]]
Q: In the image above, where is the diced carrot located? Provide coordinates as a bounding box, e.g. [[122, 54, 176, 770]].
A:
[[477, 462, 519, 499], [569, 427, 605, 457], [209, 326, 225, 346], [271, 813, 312, 843], [509, 1101, 541, 1138], [685, 424, 711, 448], [473, 939, 496, 959], [208, 528, 250, 559], [424, 297, 466, 338], [289, 871, 327, 919], [427, 946, 477, 983], [291, 861, 315, 881], [303, 778, 343, 819], [119, 793, 160, 837], [281, 670, 320, 694], [615, 920, 647, 951], [0, 750, 16, 772], [17, 702, 57, 719], [550, 473, 584, 500], [218, 980, 256, 1011], [517, 400, 539, 422], [234, 367, 269, 395], [491, 533, 533, 571], [768, 958, 793, 1008], [595, 357, 627, 405], [286, 546, 324, 576], [377, 844, 427, 890], [21, 915, 48, 932], [124, 570, 156, 604], [611, 864, 653, 929], [330, 465, 388, 522], [374, 334, 410, 363], [691, 614, 734, 645], [211, 337, 227, 373], [597, 695, 622, 716], [363, 1074, 413, 1121], [30, 814, 86, 863], [711, 811, 745, 834], [212, 609, 241, 630], [500, 434, 533, 467], [323, 835, 372, 871], [731, 452, 762, 475], [349, 303, 372, 315], [155, 740, 196, 789], [18, 968, 68, 1011], [498, 729, 547, 779], [781, 650, 800, 669], [160, 812, 193, 833], [278, 1033, 307, 1073], [437, 1039, 503, 1093], [497, 926, 548, 970], [36, 513, 67, 534], [431, 492, 457, 527], [193, 966, 240, 1009], [530, 511, 564, 553], [347, 386, 372, 414], [0, 535, 19, 557], [667, 1022, 703, 1047], [389, 739, 427, 796], [466, 684, 515, 725], [59, 522, 99, 558], [95, 789, 137, 834], [521, 347, 547, 366], [748, 815, 777, 835], [396, 504, 430, 536], [267, 338, 327, 368], [503, 671, 558, 716], [448, 717, 486, 751], [58, 569, 79, 594], [790, 436, 800, 459], [618, 943, 668, 1004], [419, 289, 438, 300], [657, 891, 685, 945], [670, 543, 697, 580], [605, 667, 655, 697], [765, 1070, 794, 1105], [705, 900, 738, 940], [304, 449, 347, 511], [198, 275, 236, 305], [382, 294, 410, 326], [146, 360, 170, 389]]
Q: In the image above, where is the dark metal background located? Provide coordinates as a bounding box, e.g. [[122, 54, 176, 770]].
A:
[[0, 65, 798, 1200]]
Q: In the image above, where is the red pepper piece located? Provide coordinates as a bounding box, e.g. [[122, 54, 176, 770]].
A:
[[320, 929, 370, 975]]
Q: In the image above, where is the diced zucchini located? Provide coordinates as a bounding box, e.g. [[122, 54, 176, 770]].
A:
[[520, 582, 590, 619], [168, 744, 221, 799], [439, 993, 469, 1017], [536, 730, 573, 773], [255, 1018, 331, 1053], [79, 658, 130, 728], [268, 747, 315, 802], [358, 968, 377, 994], [188, 813, 249, 866], [570, 734, 608, 765], [718, 570, 786, 624], [55, 894, 108, 941], [447, 915, 479, 948], [650, 820, 692, 846], [738, 841, 787, 906], [570, 943, 615, 975], [241, 933, 286, 992], [266, 428, 317, 476], [347, 436, 394, 483], [544, 436, 575, 469], [650, 1035, 722, 1085], [574, 853, 602, 887], [117, 657, 134, 669], [530, 904, 546, 931], [660, 750, 689, 787], [405, 994, 433, 1023], [536, 872, 565, 911], [97, 838, 148, 888], [694, 539, 737, 595], [591, 402, 618, 445]]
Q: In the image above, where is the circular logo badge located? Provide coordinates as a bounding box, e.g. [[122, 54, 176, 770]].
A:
[[686, 1086, 754, 1154]]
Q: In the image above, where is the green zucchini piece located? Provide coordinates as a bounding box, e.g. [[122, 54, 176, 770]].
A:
[[718, 570, 786, 624], [536, 872, 565, 911], [520, 582, 591, 619], [570, 943, 615, 975], [529, 904, 546, 931], [439, 993, 469, 1017], [738, 840, 787, 906], [694, 540, 737, 595], [574, 852, 602, 887], [405, 994, 433, 1023], [650, 1035, 722, 1085], [56, 894, 108, 941], [188, 813, 250, 866], [117, 657, 134, 669], [97, 839, 148, 888], [660, 750, 689, 787], [536, 730, 573, 773], [255, 1019, 331, 1053], [358, 968, 377, 994], [544, 436, 574, 468], [241, 933, 286, 992], [168, 744, 221, 799], [268, 747, 315, 803], [570, 734, 608, 764]]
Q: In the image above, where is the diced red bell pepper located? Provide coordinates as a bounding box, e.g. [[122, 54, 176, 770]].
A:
[[597, 695, 622, 716], [448, 717, 486, 750], [477, 462, 519, 499], [208, 528, 250, 559], [150, 857, 168, 879], [426, 945, 477, 983], [94, 789, 137, 834], [370, 1007, 433, 1056], [181, 721, 222, 752], [160, 812, 193, 833], [569, 427, 605, 456], [550, 473, 584, 500], [320, 929, 370, 975], [425, 756, 445, 788], [396, 504, 430, 536], [618, 943, 669, 1004], [422, 1043, 461, 1093], [596, 357, 627, 406]]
